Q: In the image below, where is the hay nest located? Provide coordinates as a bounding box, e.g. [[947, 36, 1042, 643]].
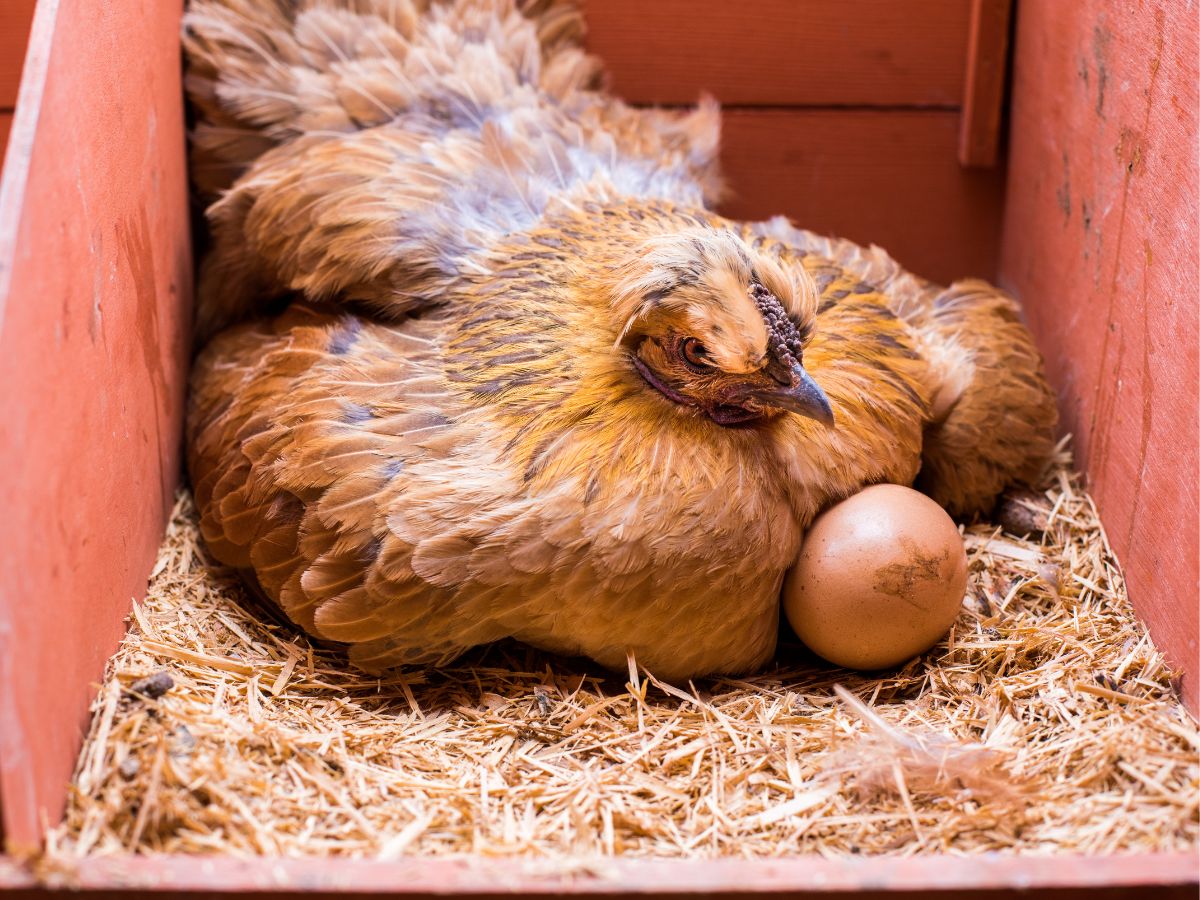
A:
[[48, 447, 1199, 860]]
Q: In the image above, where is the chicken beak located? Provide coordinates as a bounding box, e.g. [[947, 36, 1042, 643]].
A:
[[767, 364, 835, 426]]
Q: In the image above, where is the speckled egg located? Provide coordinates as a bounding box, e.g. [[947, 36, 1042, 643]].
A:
[[782, 484, 968, 670]]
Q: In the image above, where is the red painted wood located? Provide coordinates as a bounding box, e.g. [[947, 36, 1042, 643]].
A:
[[0, 0, 35, 108], [583, 0, 971, 108], [0, 0, 192, 850], [719, 108, 1007, 284], [1, 852, 1198, 898], [999, 1, 1199, 712], [0, 111, 11, 173], [958, 0, 1013, 168]]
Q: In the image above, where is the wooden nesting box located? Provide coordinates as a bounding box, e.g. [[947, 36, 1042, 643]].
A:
[[0, 0, 1195, 896]]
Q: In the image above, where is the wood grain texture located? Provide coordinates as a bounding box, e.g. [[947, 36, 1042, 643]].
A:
[[958, 0, 1013, 167], [718, 109, 1006, 284], [999, 1, 1199, 712], [0, 0, 35, 108], [583, 0, 971, 108], [1, 852, 1197, 898], [0, 0, 192, 849]]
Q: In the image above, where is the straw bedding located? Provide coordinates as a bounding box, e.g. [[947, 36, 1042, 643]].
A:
[[47, 447, 1199, 860]]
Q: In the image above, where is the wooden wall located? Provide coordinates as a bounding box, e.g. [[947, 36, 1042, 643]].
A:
[[585, 0, 1009, 286], [999, 1, 1198, 711], [0, 0, 191, 849], [0, 1, 36, 167]]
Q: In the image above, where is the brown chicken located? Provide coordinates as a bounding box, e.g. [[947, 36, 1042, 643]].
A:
[[183, 0, 1057, 680]]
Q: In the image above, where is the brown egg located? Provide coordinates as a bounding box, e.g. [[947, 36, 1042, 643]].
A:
[[782, 484, 968, 670]]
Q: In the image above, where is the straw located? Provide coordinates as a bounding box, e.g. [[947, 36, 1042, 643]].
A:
[[45, 445, 1200, 860]]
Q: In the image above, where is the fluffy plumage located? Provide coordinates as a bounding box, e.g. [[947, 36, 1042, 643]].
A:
[[184, 0, 1057, 680]]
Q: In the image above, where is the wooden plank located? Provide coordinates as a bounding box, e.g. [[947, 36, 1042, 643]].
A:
[[584, 0, 971, 108], [718, 109, 1006, 285], [0, 111, 11, 175], [1, 851, 1198, 898], [999, 1, 1199, 712], [0, 0, 192, 850], [0, 0, 35, 108], [958, 0, 1013, 167]]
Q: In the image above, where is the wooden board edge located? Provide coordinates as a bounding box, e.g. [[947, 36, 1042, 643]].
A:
[[0, 0, 62, 852], [2, 851, 1198, 897], [0, 110, 13, 173], [958, 0, 1013, 168], [0, 0, 60, 332]]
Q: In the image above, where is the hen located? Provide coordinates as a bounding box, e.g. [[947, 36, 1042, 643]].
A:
[[183, 0, 1057, 680]]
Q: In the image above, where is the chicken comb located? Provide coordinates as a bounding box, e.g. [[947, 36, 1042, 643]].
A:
[[750, 282, 805, 382]]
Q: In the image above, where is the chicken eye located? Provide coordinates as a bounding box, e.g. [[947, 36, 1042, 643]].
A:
[[680, 337, 713, 372]]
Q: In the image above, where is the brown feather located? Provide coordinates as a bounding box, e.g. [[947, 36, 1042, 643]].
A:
[[184, 0, 1057, 681]]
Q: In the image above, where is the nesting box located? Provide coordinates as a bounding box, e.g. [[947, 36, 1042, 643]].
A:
[[0, 0, 1195, 895]]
